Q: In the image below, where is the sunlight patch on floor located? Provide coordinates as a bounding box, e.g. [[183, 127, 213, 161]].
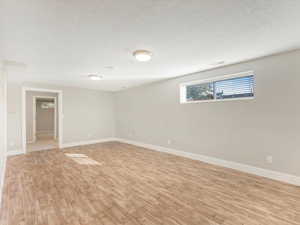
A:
[[64, 153, 88, 158], [65, 153, 101, 165]]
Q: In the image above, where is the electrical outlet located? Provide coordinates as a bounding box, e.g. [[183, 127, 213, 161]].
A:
[[266, 156, 273, 164], [87, 133, 92, 138], [167, 140, 172, 145]]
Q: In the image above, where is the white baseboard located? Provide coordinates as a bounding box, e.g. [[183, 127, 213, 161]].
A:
[[61, 138, 116, 148], [0, 153, 7, 206], [4, 138, 300, 186], [7, 138, 116, 155], [6, 150, 24, 156], [115, 138, 300, 186]]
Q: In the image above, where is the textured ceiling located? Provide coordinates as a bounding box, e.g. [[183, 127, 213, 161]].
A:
[[2, 0, 300, 91]]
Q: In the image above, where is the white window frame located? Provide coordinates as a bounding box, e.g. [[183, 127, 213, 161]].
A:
[[180, 71, 255, 104]]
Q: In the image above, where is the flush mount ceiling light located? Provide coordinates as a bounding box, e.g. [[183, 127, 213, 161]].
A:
[[88, 74, 103, 80], [133, 50, 152, 62]]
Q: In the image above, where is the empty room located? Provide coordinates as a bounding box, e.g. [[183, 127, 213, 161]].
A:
[[1, 1, 300, 225]]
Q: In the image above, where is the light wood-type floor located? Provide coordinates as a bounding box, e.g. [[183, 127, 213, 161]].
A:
[[27, 137, 58, 153], [1, 142, 300, 225]]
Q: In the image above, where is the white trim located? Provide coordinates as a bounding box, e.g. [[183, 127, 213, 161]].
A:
[[6, 150, 24, 156], [180, 70, 254, 86], [115, 138, 300, 186], [33, 96, 36, 142], [0, 153, 7, 206], [0, 62, 7, 205], [8, 138, 116, 153], [4, 138, 300, 186], [181, 96, 255, 104], [22, 87, 63, 154], [54, 97, 57, 139], [179, 70, 255, 104], [61, 138, 116, 148], [33, 96, 57, 142]]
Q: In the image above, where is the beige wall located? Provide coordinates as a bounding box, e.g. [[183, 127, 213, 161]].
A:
[[26, 91, 57, 142], [115, 50, 300, 177], [7, 83, 115, 152]]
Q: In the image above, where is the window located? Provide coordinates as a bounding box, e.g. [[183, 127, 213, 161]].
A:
[[180, 71, 254, 103]]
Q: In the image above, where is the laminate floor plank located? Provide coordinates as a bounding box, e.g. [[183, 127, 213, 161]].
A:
[[1, 142, 300, 225]]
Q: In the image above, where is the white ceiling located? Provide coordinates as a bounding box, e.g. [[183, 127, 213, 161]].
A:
[[2, 0, 300, 91]]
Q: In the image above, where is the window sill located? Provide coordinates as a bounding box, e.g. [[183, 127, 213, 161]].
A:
[[180, 96, 255, 104]]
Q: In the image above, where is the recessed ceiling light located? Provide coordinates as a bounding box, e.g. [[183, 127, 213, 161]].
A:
[[133, 50, 152, 62], [88, 74, 103, 80]]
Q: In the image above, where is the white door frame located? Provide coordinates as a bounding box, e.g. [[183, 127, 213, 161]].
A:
[[33, 96, 57, 143], [22, 87, 63, 153]]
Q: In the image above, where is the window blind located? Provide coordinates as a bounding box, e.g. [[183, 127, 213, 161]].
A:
[[183, 73, 254, 103], [215, 75, 254, 99]]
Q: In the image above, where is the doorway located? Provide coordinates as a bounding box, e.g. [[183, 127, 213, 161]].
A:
[[22, 88, 63, 153], [27, 96, 57, 152]]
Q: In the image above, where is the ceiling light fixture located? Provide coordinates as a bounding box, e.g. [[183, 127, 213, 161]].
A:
[[133, 50, 152, 62], [88, 74, 103, 80]]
